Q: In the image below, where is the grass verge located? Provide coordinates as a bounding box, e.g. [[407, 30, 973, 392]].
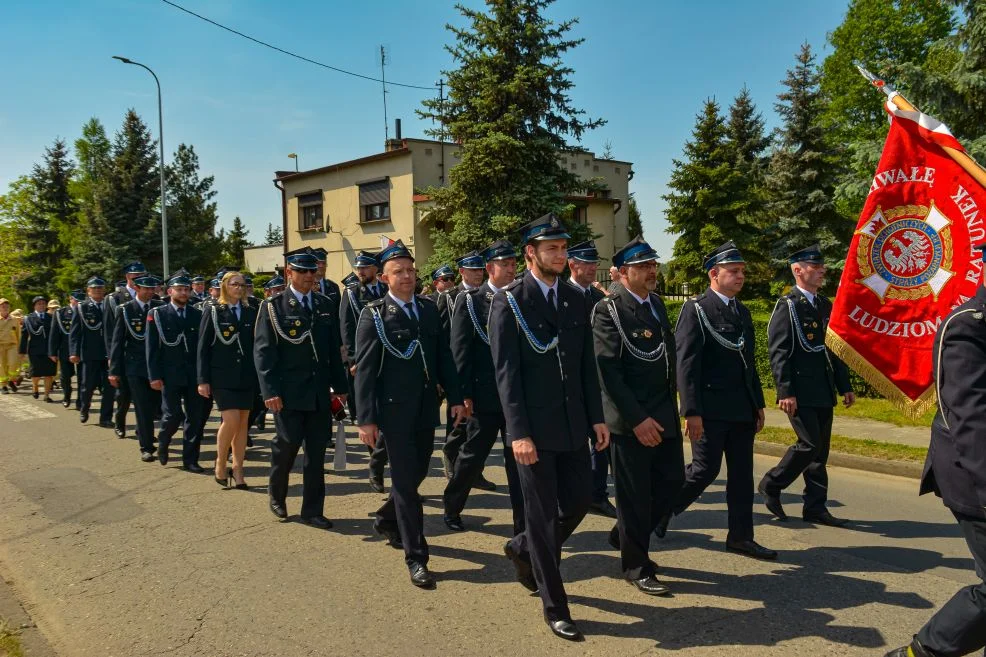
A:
[[757, 426, 928, 463], [0, 619, 23, 657], [761, 388, 936, 428]]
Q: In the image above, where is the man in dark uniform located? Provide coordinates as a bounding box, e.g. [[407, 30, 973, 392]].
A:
[[70, 277, 115, 428], [20, 296, 55, 401], [593, 237, 679, 597], [886, 245, 986, 657], [190, 275, 207, 303], [263, 275, 286, 297], [49, 290, 84, 409], [242, 275, 261, 309], [489, 214, 609, 641], [355, 240, 465, 589], [312, 247, 342, 307], [759, 244, 855, 526], [666, 241, 775, 560], [439, 251, 496, 491], [567, 239, 616, 519], [339, 250, 390, 491], [147, 273, 204, 472], [444, 239, 526, 534], [428, 265, 455, 302], [241, 273, 265, 438], [255, 248, 348, 529], [105, 261, 147, 438], [109, 275, 163, 461]]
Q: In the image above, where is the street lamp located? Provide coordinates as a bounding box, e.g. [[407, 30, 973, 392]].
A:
[[112, 55, 169, 275], [287, 153, 299, 172]]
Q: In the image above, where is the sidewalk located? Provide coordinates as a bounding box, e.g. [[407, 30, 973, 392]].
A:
[[763, 408, 929, 449]]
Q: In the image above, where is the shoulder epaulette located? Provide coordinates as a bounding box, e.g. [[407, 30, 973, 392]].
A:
[[505, 278, 523, 291], [366, 298, 386, 309], [417, 294, 437, 306]]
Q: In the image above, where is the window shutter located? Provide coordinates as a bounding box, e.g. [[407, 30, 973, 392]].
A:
[[359, 179, 390, 206]]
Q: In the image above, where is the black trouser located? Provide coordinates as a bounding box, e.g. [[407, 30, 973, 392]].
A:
[[114, 375, 131, 434], [501, 432, 526, 537], [916, 511, 986, 656], [199, 396, 214, 436], [58, 357, 74, 405], [80, 360, 114, 422], [590, 439, 610, 503], [126, 375, 157, 454], [507, 445, 591, 622], [672, 419, 756, 542], [611, 432, 685, 579], [248, 391, 265, 429], [368, 436, 389, 481], [443, 411, 503, 518], [760, 405, 833, 515], [159, 382, 203, 466], [345, 367, 357, 419], [269, 400, 331, 518], [376, 424, 435, 567]]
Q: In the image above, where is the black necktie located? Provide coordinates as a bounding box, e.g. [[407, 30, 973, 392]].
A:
[[404, 301, 417, 322], [368, 284, 377, 299], [728, 299, 738, 316], [302, 296, 311, 314], [547, 288, 556, 309], [233, 305, 240, 322], [585, 288, 591, 301], [177, 307, 184, 321]]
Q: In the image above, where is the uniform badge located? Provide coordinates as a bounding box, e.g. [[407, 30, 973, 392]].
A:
[[387, 304, 397, 313], [812, 321, 818, 328], [642, 329, 653, 338], [974, 312, 984, 320], [807, 333, 815, 340], [563, 301, 568, 307], [855, 201, 953, 302], [289, 329, 296, 336], [289, 298, 297, 307], [294, 320, 301, 326], [222, 330, 230, 337]]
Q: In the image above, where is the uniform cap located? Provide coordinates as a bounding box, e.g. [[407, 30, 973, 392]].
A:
[[134, 275, 161, 288], [209, 278, 221, 289], [613, 237, 659, 268], [341, 272, 359, 288], [32, 295, 46, 304], [430, 265, 455, 281], [482, 240, 517, 262], [703, 240, 745, 272], [264, 275, 286, 290], [353, 250, 379, 267], [518, 213, 570, 244], [122, 261, 147, 275], [311, 247, 328, 262], [167, 274, 192, 287], [568, 240, 601, 264], [377, 239, 414, 265], [788, 243, 824, 265], [191, 275, 205, 284], [87, 277, 106, 288], [455, 250, 486, 270], [70, 290, 87, 301]]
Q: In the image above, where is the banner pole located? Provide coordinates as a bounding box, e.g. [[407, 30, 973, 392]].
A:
[[856, 64, 986, 190]]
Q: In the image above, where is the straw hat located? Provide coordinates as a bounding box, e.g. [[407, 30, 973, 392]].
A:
[[47, 300, 60, 310]]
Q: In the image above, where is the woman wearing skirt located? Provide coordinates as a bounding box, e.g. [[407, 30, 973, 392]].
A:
[[19, 296, 55, 402], [197, 272, 259, 489]]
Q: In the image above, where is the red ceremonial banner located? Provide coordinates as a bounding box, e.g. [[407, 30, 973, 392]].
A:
[[827, 101, 986, 417]]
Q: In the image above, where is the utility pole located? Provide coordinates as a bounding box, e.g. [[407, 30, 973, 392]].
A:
[[380, 45, 389, 142]]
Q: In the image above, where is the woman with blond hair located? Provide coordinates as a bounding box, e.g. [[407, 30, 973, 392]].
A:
[[197, 271, 258, 489], [0, 299, 20, 393]]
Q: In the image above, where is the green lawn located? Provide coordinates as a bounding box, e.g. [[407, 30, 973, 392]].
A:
[[0, 620, 23, 657], [761, 387, 935, 428], [757, 426, 928, 463]]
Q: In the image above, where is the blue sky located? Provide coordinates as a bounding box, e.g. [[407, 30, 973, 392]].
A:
[[0, 0, 851, 259]]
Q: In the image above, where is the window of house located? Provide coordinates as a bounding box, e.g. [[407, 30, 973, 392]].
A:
[[584, 159, 590, 167], [573, 206, 588, 225], [425, 148, 433, 156], [359, 178, 391, 223], [297, 191, 323, 231], [593, 164, 599, 172], [615, 167, 622, 174]]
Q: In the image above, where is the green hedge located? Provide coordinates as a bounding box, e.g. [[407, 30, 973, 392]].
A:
[[664, 298, 880, 399]]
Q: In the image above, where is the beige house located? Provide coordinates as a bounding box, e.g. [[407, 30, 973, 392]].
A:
[[274, 137, 632, 282], [243, 243, 284, 274]]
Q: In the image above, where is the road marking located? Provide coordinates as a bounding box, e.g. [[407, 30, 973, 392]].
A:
[[0, 396, 57, 421]]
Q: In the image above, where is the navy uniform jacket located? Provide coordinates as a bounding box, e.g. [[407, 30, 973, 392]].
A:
[[244, 295, 261, 310], [767, 288, 851, 408], [254, 290, 347, 411], [339, 280, 389, 363], [19, 312, 52, 356], [197, 302, 258, 390], [146, 303, 201, 387], [566, 280, 606, 317], [48, 306, 75, 360], [450, 282, 502, 415], [592, 286, 680, 438], [108, 300, 163, 379], [489, 272, 604, 451], [920, 285, 986, 520], [354, 294, 462, 430], [437, 285, 463, 336], [104, 288, 135, 353], [69, 300, 109, 361], [316, 278, 341, 308], [675, 287, 766, 422]]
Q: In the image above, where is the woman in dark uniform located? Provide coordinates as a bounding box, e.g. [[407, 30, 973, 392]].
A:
[[19, 296, 56, 402], [197, 272, 258, 489]]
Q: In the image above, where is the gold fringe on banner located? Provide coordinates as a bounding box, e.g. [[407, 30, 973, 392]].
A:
[[825, 328, 938, 420]]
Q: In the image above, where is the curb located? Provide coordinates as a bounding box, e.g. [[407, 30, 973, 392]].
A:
[[753, 440, 923, 480]]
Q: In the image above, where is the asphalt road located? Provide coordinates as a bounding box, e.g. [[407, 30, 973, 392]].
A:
[[0, 394, 976, 657]]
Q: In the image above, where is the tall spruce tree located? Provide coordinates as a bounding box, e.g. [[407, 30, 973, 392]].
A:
[[0, 177, 38, 304], [765, 44, 848, 288], [222, 217, 250, 270], [663, 98, 735, 291], [165, 144, 222, 275], [263, 222, 283, 245], [417, 0, 604, 271], [70, 118, 114, 283], [627, 194, 643, 238]]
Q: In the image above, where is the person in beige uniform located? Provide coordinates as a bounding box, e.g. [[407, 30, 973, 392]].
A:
[[0, 299, 21, 393]]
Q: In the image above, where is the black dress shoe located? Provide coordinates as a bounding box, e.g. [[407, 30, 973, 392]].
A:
[[79, 411, 89, 423], [61, 399, 71, 408], [33, 391, 39, 399], [246, 434, 254, 448], [114, 427, 125, 438], [803, 510, 849, 527], [758, 480, 788, 521], [443, 515, 466, 532], [884, 640, 933, 657], [503, 542, 538, 592], [629, 575, 671, 596], [473, 474, 496, 491], [158, 438, 170, 465], [140, 452, 155, 463], [545, 616, 584, 642], [608, 525, 620, 550], [299, 515, 333, 530], [97, 420, 112, 428], [408, 562, 436, 589], [269, 498, 288, 519], [726, 538, 778, 560], [589, 498, 618, 518], [653, 512, 671, 539], [369, 474, 385, 494], [44, 395, 54, 403], [183, 463, 204, 474], [374, 523, 403, 549]]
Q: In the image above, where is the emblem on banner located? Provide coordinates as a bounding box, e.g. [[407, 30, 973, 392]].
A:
[[855, 202, 953, 302]]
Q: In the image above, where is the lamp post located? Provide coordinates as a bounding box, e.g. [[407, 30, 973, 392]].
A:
[[112, 55, 169, 275], [287, 153, 299, 172]]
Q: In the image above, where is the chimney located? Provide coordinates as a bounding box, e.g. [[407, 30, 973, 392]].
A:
[[395, 118, 402, 140], [385, 118, 404, 152]]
